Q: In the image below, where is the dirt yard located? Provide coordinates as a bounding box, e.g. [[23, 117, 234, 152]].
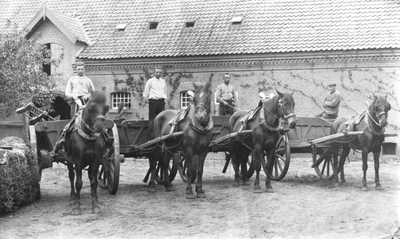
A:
[[0, 153, 399, 239]]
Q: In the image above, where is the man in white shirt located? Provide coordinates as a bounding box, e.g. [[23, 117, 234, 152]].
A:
[[143, 67, 167, 136], [216, 73, 238, 115], [65, 62, 95, 116]]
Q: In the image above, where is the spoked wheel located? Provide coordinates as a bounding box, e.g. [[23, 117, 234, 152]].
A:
[[241, 154, 255, 179], [178, 151, 197, 183], [155, 154, 178, 185], [98, 123, 121, 194], [270, 134, 291, 181], [312, 146, 334, 180]]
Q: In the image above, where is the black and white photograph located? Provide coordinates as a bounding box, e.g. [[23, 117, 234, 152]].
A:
[[0, 0, 399, 238]]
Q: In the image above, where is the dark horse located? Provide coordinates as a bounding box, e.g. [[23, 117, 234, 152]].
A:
[[331, 94, 391, 190], [64, 91, 109, 214], [150, 81, 215, 199], [229, 90, 296, 192]]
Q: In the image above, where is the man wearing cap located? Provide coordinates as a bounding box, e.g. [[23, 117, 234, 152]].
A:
[[143, 67, 167, 136], [316, 82, 341, 119], [216, 73, 238, 116]]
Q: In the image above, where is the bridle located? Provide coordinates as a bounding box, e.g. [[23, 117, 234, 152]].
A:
[[259, 97, 295, 133]]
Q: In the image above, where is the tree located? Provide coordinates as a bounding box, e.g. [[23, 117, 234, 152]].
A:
[[0, 26, 56, 116]]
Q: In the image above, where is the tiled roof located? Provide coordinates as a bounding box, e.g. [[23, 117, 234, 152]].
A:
[[51, 10, 89, 44], [1, 0, 399, 59]]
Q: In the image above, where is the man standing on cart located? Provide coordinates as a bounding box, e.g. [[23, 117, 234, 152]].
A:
[[216, 73, 238, 116], [143, 67, 168, 137], [315, 81, 341, 119]]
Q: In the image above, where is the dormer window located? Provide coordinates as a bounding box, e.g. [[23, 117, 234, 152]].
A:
[[185, 21, 195, 28], [230, 16, 243, 25], [115, 24, 127, 31], [149, 22, 159, 30]]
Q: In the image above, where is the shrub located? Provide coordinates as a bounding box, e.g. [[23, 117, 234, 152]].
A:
[[0, 137, 39, 214]]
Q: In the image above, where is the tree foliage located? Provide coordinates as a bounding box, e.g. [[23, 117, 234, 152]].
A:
[[0, 26, 56, 116]]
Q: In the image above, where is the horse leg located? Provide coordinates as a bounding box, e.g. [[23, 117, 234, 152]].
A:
[[67, 162, 76, 205], [185, 149, 196, 199], [72, 163, 83, 215], [148, 156, 157, 193], [361, 150, 369, 191], [339, 146, 350, 184], [89, 164, 101, 214], [253, 145, 263, 193], [196, 151, 207, 198], [331, 144, 340, 187], [265, 149, 274, 193], [163, 151, 174, 192], [231, 149, 240, 187], [373, 150, 383, 190], [240, 151, 249, 185]]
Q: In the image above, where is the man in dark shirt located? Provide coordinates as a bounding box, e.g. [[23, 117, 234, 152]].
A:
[[316, 82, 341, 119]]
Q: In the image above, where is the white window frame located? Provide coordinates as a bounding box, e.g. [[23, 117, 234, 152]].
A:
[[180, 91, 191, 109], [111, 92, 131, 109]]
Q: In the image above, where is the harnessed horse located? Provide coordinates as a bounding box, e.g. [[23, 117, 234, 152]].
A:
[[331, 94, 391, 190], [229, 90, 296, 192], [150, 81, 215, 199], [64, 91, 109, 214]]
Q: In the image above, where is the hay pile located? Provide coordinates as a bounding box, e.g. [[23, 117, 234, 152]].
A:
[[0, 137, 40, 213]]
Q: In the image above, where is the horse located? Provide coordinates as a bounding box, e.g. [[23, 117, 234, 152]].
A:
[[150, 81, 215, 199], [331, 94, 391, 190], [64, 91, 109, 214], [229, 90, 296, 192]]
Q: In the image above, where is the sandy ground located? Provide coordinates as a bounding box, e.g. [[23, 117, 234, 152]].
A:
[[0, 153, 399, 239]]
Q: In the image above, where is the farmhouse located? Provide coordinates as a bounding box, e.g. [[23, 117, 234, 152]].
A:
[[1, 0, 399, 130]]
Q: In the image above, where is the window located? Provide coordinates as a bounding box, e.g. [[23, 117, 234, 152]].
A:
[[115, 24, 127, 31], [111, 92, 131, 109], [230, 16, 243, 25], [42, 43, 64, 76], [149, 22, 159, 30], [185, 21, 195, 28], [180, 91, 191, 109]]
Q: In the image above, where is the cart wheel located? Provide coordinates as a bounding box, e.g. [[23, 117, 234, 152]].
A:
[[98, 124, 120, 194], [155, 154, 178, 185], [270, 134, 290, 181], [312, 146, 334, 180], [242, 154, 255, 179], [29, 125, 41, 199], [178, 152, 197, 183]]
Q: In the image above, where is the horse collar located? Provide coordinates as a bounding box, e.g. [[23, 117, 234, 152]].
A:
[[258, 106, 280, 134], [76, 111, 100, 141], [366, 112, 385, 136]]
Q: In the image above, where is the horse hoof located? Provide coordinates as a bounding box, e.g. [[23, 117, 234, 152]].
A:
[[148, 187, 156, 193], [361, 186, 368, 191], [166, 186, 175, 192], [197, 193, 206, 198], [375, 185, 383, 191], [265, 188, 274, 193], [71, 208, 81, 215], [186, 194, 196, 199], [233, 182, 240, 187], [92, 207, 101, 214], [253, 188, 264, 194], [334, 182, 340, 187]]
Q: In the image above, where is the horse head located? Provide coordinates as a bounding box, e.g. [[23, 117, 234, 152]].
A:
[[192, 81, 212, 127], [85, 91, 109, 133], [276, 89, 296, 128], [371, 94, 391, 128]]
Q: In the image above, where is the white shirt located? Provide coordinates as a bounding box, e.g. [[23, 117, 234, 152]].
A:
[[143, 77, 167, 100], [65, 75, 95, 100]]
